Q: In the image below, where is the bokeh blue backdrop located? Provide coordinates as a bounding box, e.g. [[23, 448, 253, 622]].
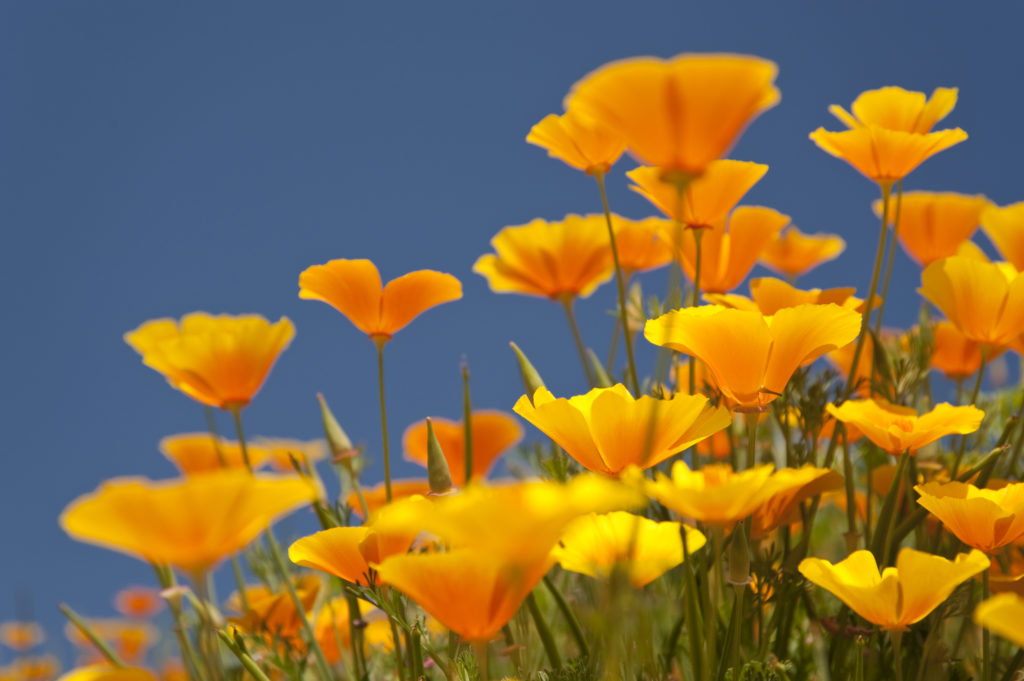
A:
[[3, 0, 1023, 664]]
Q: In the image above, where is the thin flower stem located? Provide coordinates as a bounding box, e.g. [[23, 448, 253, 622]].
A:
[[560, 295, 597, 388], [472, 640, 490, 681], [843, 182, 892, 399], [217, 630, 273, 681], [874, 450, 909, 566], [983, 570, 992, 681], [374, 337, 393, 503], [890, 630, 904, 681], [346, 589, 368, 680], [595, 172, 640, 396], [203, 406, 227, 467], [874, 179, 904, 337], [841, 427, 859, 553], [689, 228, 705, 395], [525, 591, 562, 670], [389, 619, 407, 681], [542, 575, 589, 658], [745, 412, 759, 470], [229, 406, 253, 473], [952, 350, 988, 477], [461, 360, 473, 485], [60, 603, 127, 668], [153, 566, 207, 681]]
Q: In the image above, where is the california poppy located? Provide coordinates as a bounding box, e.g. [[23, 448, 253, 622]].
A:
[[627, 160, 767, 227], [872, 192, 990, 266], [706, 277, 864, 316], [930, 320, 990, 379], [113, 587, 163, 619], [825, 398, 983, 455], [526, 108, 625, 174], [981, 201, 1024, 271], [759, 226, 846, 280], [250, 437, 328, 472], [975, 593, 1024, 647], [403, 410, 522, 484], [159, 433, 269, 474], [610, 215, 674, 275], [915, 480, 1024, 553]]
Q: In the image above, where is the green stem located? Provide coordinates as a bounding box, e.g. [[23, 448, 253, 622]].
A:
[[203, 406, 227, 467], [890, 630, 904, 681], [560, 296, 597, 388], [390, 618, 407, 681], [841, 427, 859, 553], [543, 575, 589, 657], [461, 360, 473, 485], [595, 172, 640, 396], [872, 450, 909, 565], [689, 228, 705, 396], [154, 566, 207, 681], [217, 630, 273, 681], [229, 406, 252, 472], [374, 337, 393, 502], [745, 412, 759, 470], [952, 350, 988, 477], [205, 409, 249, 610], [525, 591, 562, 669], [983, 570, 992, 681], [874, 179, 904, 337], [843, 181, 892, 399], [346, 590, 368, 680], [60, 603, 127, 668], [472, 640, 490, 681]]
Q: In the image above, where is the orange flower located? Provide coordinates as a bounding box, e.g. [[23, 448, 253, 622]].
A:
[[871, 192, 990, 266], [799, 547, 988, 630], [644, 304, 861, 411], [610, 215, 674, 275], [930, 320, 990, 379], [250, 437, 327, 472], [981, 201, 1024, 270], [758, 226, 846, 280], [298, 259, 461, 343], [124, 313, 294, 410], [114, 587, 163, 619], [826, 330, 875, 396], [677, 206, 790, 293], [14, 657, 60, 681], [627, 160, 767, 227], [60, 470, 318, 571], [919, 256, 1024, 349], [0, 622, 44, 651], [403, 410, 522, 483], [525, 108, 625, 174], [750, 467, 843, 538], [313, 599, 394, 662], [914, 480, 1024, 553], [346, 479, 432, 519], [706, 277, 864, 316], [65, 620, 158, 665], [473, 215, 614, 300], [566, 54, 779, 175], [56, 668, 154, 681], [227, 576, 319, 650], [159, 433, 269, 474], [825, 398, 983, 455], [513, 385, 731, 475]]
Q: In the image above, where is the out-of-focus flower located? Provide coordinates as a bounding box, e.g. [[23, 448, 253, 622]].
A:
[[706, 277, 864, 316], [114, 587, 163, 619], [810, 86, 967, 185], [526, 108, 625, 174], [299, 259, 461, 343], [313, 599, 394, 662], [250, 438, 327, 472], [552, 512, 705, 587], [799, 547, 988, 630], [982, 202, 1024, 270], [0, 622, 44, 651], [611, 216, 674, 275], [676, 207, 790, 293], [347, 479, 432, 520], [56, 668, 155, 681], [930, 320, 990, 379], [627, 161, 767, 226], [825, 399, 983, 455], [975, 594, 1024, 647], [403, 411, 522, 484], [124, 313, 294, 410], [14, 657, 60, 681], [872, 192, 990, 266], [750, 468, 843, 538], [825, 331, 875, 397], [473, 215, 614, 300], [513, 385, 731, 475], [645, 304, 861, 411], [159, 434, 269, 474], [920, 256, 1024, 349], [65, 620, 158, 666], [60, 470, 318, 571], [759, 226, 846, 280], [914, 481, 1024, 553], [227, 576, 319, 652], [567, 54, 779, 175]]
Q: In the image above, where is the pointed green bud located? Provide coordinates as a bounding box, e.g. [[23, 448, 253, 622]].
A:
[[316, 393, 356, 462], [426, 418, 452, 494], [727, 527, 751, 586], [510, 341, 545, 400], [587, 349, 613, 388]]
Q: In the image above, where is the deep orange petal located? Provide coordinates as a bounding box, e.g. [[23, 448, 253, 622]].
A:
[[298, 259, 384, 336], [380, 270, 462, 337]]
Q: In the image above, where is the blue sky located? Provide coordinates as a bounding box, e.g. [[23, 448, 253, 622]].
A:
[[3, 0, 1023, 663]]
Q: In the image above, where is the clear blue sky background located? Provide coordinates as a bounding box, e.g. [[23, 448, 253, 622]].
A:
[[3, 0, 1023, 664]]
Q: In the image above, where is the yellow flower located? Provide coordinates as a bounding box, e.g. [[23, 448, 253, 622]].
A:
[[825, 398, 983, 455], [473, 214, 614, 300], [677, 206, 790, 293], [706, 277, 864, 316], [872, 192, 990, 266], [227, 575, 319, 643], [250, 437, 327, 472], [930, 320, 990, 380], [513, 385, 731, 475], [758, 226, 846, 280], [627, 160, 767, 227], [981, 201, 1024, 271], [919, 256, 1024, 349], [346, 479, 432, 519], [551, 511, 706, 587], [403, 410, 523, 483], [159, 433, 270, 474], [124, 313, 294, 410], [975, 593, 1024, 647], [56, 668, 155, 681], [313, 599, 395, 662], [298, 259, 462, 343], [914, 481, 1024, 553], [566, 54, 779, 175], [525, 108, 625, 174], [610, 215, 674, 275], [750, 467, 843, 538], [811, 86, 966, 185], [644, 304, 861, 411], [60, 470, 318, 571], [799, 547, 989, 630]]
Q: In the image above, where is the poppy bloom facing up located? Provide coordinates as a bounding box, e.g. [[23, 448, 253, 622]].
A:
[[975, 593, 1024, 648], [159, 433, 270, 474], [552, 511, 706, 588], [0, 622, 44, 651], [610, 216, 674, 275], [513, 384, 731, 475], [982, 202, 1024, 270], [750, 467, 843, 538], [758, 226, 846, 280], [298, 259, 461, 343], [250, 437, 328, 472], [403, 410, 523, 484], [872, 192, 990, 266], [566, 53, 780, 175], [919, 256, 1024, 349], [914, 481, 1024, 553], [706, 277, 864, 316], [627, 160, 768, 227], [525, 108, 625, 174], [644, 304, 861, 411], [60, 470, 318, 572], [799, 547, 988, 630], [124, 313, 294, 410], [825, 398, 983, 455], [473, 215, 615, 300]]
